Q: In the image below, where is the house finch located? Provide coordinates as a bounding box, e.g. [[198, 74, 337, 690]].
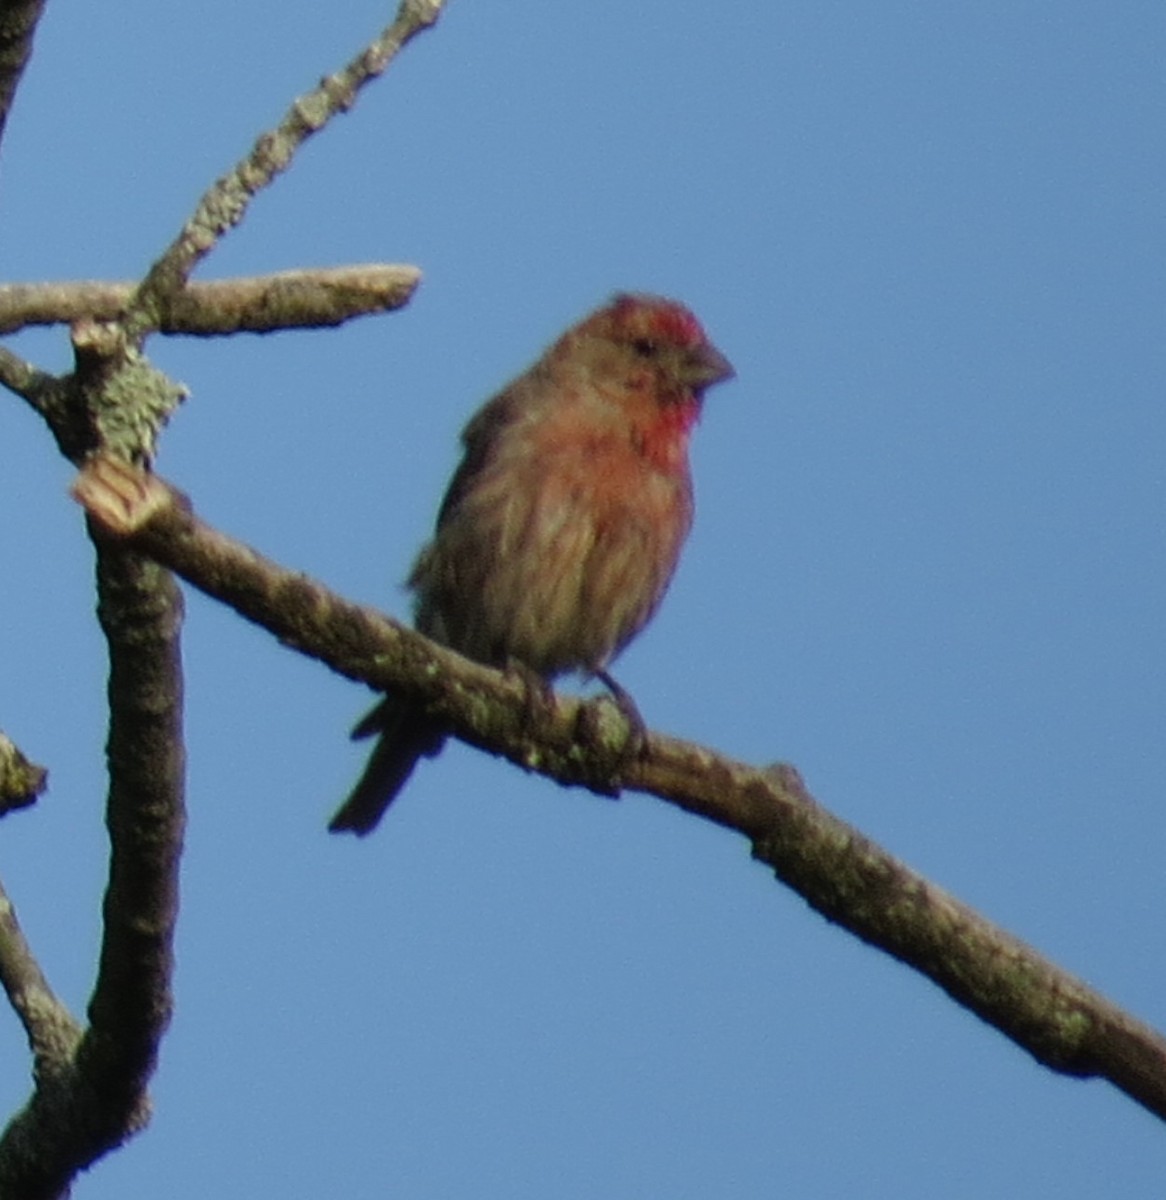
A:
[[329, 293, 733, 835]]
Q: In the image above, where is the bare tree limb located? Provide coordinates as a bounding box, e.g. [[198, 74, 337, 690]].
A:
[[125, 0, 444, 337], [0, 0, 47, 145], [69, 455, 1166, 1126], [0, 869, 85, 1200], [0, 343, 56, 416], [0, 538, 186, 1200], [80, 539, 185, 1137], [0, 875, 81, 1068], [0, 265, 422, 336], [0, 541, 184, 1199]]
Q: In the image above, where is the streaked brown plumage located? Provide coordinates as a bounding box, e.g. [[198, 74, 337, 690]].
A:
[[329, 293, 733, 834]]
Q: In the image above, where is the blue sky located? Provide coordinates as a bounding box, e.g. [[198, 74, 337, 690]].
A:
[[1, 0, 1164, 1195]]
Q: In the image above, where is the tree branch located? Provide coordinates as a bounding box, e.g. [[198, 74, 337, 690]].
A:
[[0, 870, 85, 1200], [70, 455, 1166, 1126], [125, 0, 444, 337], [78, 538, 185, 1141], [0, 0, 48, 145], [0, 874, 81, 1070], [0, 532, 185, 1199], [0, 265, 422, 336], [0, 343, 56, 417]]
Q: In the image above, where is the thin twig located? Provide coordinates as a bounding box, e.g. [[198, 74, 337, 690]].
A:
[[125, 0, 444, 338], [0, 875, 81, 1068], [0, 344, 56, 416], [70, 456, 1166, 1125]]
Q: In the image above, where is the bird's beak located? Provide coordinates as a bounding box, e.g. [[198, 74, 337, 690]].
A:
[[686, 342, 735, 389]]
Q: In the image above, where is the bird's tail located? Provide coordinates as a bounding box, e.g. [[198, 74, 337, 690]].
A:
[[328, 697, 446, 835]]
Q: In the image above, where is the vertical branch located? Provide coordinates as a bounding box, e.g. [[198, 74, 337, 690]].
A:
[[77, 539, 185, 1125], [0, 540, 185, 1198]]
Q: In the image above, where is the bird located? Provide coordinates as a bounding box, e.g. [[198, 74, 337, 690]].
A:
[[329, 292, 733, 834]]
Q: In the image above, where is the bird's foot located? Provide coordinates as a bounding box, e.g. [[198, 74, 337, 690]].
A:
[[504, 658, 558, 728], [595, 670, 647, 742], [572, 670, 647, 796]]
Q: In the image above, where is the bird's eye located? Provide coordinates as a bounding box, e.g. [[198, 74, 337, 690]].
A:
[[632, 338, 660, 358]]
